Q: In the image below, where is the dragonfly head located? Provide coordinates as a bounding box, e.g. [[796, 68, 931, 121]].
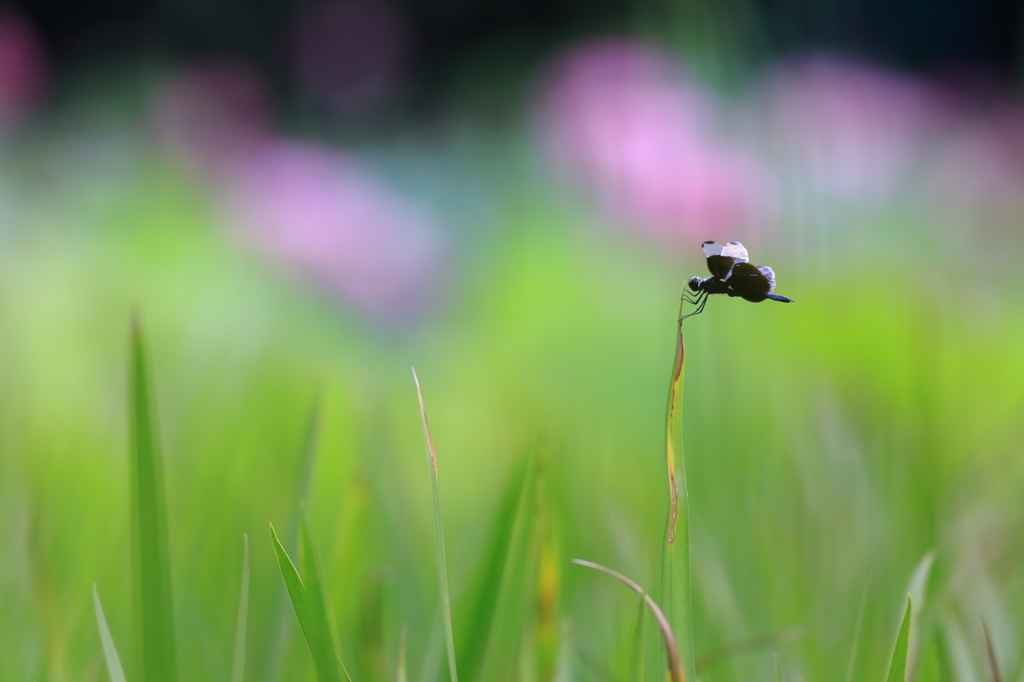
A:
[[687, 276, 703, 292]]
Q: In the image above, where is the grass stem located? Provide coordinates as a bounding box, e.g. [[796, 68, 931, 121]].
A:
[[661, 288, 695, 681], [412, 367, 459, 682]]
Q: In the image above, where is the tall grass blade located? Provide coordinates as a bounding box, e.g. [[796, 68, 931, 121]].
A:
[[93, 584, 127, 682], [661, 291, 695, 681], [231, 534, 250, 682], [982, 621, 1003, 682], [572, 559, 685, 682], [885, 595, 912, 682], [412, 367, 459, 682], [626, 593, 646, 682], [775, 652, 782, 682], [455, 455, 534, 680], [128, 315, 177, 682], [397, 625, 408, 682], [269, 521, 350, 682]]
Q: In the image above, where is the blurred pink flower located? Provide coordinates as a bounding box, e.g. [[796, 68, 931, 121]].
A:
[[749, 54, 948, 201], [535, 38, 776, 242], [151, 60, 272, 178], [926, 103, 1024, 230], [223, 141, 444, 320], [289, 0, 412, 113], [0, 8, 48, 128]]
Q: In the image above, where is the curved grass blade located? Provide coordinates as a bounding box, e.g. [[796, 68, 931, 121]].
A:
[[412, 367, 459, 682], [231, 534, 250, 682], [129, 315, 177, 682], [662, 289, 695, 681], [572, 559, 685, 682], [982, 621, 1004, 682], [93, 584, 127, 682], [269, 521, 351, 682], [885, 595, 912, 682]]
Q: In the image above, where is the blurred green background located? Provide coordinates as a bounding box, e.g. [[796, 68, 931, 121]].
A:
[[3, 0, 1024, 679]]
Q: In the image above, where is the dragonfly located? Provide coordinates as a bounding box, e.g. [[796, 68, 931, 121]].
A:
[[683, 241, 794, 319]]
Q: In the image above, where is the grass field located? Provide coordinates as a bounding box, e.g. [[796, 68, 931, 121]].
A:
[[3, 70, 1024, 682]]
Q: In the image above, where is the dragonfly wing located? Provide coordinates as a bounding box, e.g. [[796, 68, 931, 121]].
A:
[[706, 256, 735, 280], [701, 241, 735, 279], [756, 265, 777, 294], [701, 241, 724, 257], [726, 262, 771, 302], [721, 241, 749, 264]]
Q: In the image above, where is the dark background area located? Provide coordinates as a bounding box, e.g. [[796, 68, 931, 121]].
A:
[[15, 0, 1024, 96]]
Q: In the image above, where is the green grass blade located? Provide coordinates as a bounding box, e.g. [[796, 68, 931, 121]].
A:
[[885, 595, 912, 682], [626, 593, 646, 682], [267, 397, 322, 681], [662, 293, 695, 681], [454, 456, 532, 679], [775, 652, 782, 682], [231, 534, 250, 682], [573, 559, 684, 682], [300, 510, 352, 682], [93, 584, 128, 682], [129, 315, 177, 682], [397, 625, 408, 682], [269, 521, 349, 682], [270, 523, 310, 634], [412, 367, 459, 682]]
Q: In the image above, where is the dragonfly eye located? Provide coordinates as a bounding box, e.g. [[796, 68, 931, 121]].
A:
[[687, 276, 702, 292]]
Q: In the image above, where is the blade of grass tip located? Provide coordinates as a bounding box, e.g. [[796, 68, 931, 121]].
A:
[[982, 621, 1004, 682], [231, 534, 250, 682], [884, 595, 912, 682], [775, 652, 782, 682], [129, 314, 177, 682], [572, 559, 685, 682], [626, 592, 646, 682], [299, 510, 352, 682], [269, 522, 347, 682], [93, 584, 127, 682], [662, 288, 695, 681], [397, 624, 408, 682], [267, 395, 322, 682], [412, 367, 459, 682]]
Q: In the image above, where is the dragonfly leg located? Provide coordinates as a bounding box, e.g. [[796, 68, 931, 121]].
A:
[[680, 290, 708, 321], [684, 288, 706, 305]]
